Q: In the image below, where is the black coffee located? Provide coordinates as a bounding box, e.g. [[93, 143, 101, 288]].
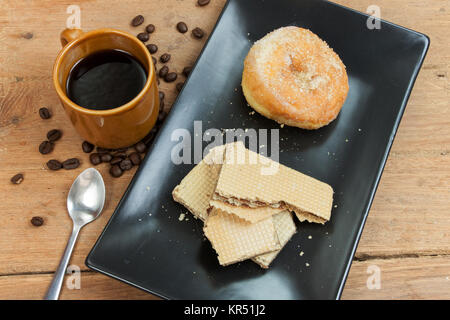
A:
[[66, 49, 147, 110]]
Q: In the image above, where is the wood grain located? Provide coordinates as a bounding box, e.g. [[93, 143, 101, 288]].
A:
[[0, 256, 448, 300], [0, 271, 156, 300], [342, 256, 450, 300], [0, 0, 449, 299]]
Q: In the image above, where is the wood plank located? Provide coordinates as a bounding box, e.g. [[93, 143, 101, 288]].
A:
[[342, 256, 450, 300], [0, 271, 157, 300], [1, 255, 448, 299], [0, 0, 449, 299]]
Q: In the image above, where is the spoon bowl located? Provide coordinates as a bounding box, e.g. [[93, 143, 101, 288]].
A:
[[67, 168, 105, 226]]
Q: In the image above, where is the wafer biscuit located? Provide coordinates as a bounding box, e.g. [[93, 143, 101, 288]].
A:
[[252, 211, 297, 268], [209, 199, 283, 224], [215, 142, 333, 223], [204, 209, 281, 266], [172, 145, 225, 221]]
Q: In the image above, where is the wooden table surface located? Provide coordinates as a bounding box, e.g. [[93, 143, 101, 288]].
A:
[[0, 0, 449, 300]]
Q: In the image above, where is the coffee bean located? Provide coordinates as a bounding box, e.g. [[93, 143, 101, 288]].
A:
[[31, 216, 44, 227], [160, 53, 171, 63], [22, 32, 33, 39], [113, 153, 128, 162], [96, 146, 110, 153], [89, 153, 101, 165], [82, 141, 94, 153], [198, 0, 210, 6], [135, 141, 147, 153], [110, 156, 123, 165], [110, 165, 123, 178], [164, 72, 177, 83], [113, 147, 129, 153], [192, 27, 205, 39], [119, 159, 133, 171], [159, 65, 169, 78], [152, 56, 157, 66], [145, 24, 155, 33], [176, 82, 184, 92], [158, 111, 167, 124], [11, 173, 24, 184], [159, 91, 165, 101], [113, 152, 127, 159], [62, 158, 80, 170], [141, 128, 157, 146], [47, 129, 62, 142], [39, 141, 54, 154], [47, 160, 62, 170], [137, 32, 149, 42], [146, 43, 158, 54], [131, 15, 144, 27], [100, 153, 113, 163], [182, 66, 192, 77], [39, 107, 51, 119], [142, 135, 155, 147], [140, 138, 153, 148], [129, 152, 142, 165], [176, 22, 188, 33]]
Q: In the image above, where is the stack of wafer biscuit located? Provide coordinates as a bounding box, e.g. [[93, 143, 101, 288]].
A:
[[172, 141, 333, 268]]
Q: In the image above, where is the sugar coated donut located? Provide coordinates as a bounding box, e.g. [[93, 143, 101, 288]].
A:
[[242, 26, 348, 129]]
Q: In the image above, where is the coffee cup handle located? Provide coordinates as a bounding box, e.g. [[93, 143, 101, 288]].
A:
[[60, 28, 84, 47]]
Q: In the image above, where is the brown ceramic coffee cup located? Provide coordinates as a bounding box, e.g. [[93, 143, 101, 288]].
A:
[[53, 28, 159, 149]]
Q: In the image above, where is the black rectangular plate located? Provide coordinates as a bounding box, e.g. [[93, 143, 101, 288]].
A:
[[86, 0, 429, 299]]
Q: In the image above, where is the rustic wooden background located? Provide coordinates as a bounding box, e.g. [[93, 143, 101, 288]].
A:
[[0, 0, 449, 299]]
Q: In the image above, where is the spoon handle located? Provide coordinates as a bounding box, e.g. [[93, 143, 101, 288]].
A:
[[45, 223, 81, 300]]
